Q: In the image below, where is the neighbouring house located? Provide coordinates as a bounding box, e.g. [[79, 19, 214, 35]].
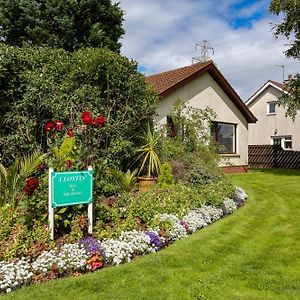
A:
[[146, 60, 257, 173], [246, 79, 300, 150]]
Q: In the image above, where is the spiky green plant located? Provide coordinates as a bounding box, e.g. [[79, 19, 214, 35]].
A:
[[0, 150, 46, 207], [110, 169, 138, 193], [136, 124, 161, 178]]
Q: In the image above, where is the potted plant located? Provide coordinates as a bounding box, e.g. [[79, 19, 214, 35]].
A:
[[136, 124, 161, 191]]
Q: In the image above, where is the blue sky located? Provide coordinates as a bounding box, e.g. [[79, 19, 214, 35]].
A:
[[115, 0, 299, 99]]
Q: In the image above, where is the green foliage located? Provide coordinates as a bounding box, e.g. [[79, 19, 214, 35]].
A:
[[168, 99, 216, 151], [0, 0, 124, 52], [157, 162, 174, 188], [277, 74, 300, 120], [0, 150, 45, 207], [136, 124, 161, 178], [0, 46, 157, 195], [93, 179, 234, 240], [270, 0, 300, 119], [270, 0, 300, 60], [109, 168, 138, 193]]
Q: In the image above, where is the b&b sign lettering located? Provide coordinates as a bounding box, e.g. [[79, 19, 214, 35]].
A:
[[51, 171, 93, 208]]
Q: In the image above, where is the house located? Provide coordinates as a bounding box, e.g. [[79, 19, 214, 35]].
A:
[[146, 60, 257, 173], [246, 79, 300, 150]]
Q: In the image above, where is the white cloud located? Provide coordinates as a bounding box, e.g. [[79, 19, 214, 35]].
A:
[[115, 0, 299, 100]]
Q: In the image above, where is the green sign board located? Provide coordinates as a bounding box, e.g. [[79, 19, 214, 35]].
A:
[[51, 171, 93, 208]]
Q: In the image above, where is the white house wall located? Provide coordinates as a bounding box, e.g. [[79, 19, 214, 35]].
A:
[[248, 86, 300, 150], [154, 72, 249, 167]]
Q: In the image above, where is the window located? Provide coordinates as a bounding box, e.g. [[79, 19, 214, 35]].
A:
[[271, 136, 292, 150], [166, 116, 182, 138], [211, 122, 236, 154], [267, 101, 276, 115]]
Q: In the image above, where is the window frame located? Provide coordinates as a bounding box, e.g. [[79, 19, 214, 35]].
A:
[[211, 121, 237, 154], [271, 135, 292, 150], [267, 101, 276, 115]]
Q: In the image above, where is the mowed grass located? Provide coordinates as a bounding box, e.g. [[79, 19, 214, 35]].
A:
[[2, 169, 300, 300]]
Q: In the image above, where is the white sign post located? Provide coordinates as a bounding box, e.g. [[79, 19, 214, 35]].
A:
[[48, 167, 55, 240], [88, 166, 93, 234]]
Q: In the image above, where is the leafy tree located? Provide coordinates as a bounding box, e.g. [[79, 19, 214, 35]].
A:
[[0, 0, 124, 52], [270, 0, 300, 119]]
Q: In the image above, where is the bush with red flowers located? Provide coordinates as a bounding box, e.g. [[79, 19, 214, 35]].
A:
[[23, 178, 39, 196]]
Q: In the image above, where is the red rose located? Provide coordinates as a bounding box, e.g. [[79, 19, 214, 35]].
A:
[[81, 111, 92, 125], [66, 160, 72, 169], [54, 120, 64, 131], [23, 178, 39, 195], [67, 128, 74, 137], [44, 122, 55, 133], [93, 116, 106, 128]]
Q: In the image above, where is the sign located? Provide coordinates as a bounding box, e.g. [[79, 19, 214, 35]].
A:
[[51, 170, 93, 208]]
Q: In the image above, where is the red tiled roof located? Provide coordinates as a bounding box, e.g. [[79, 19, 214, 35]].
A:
[[146, 60, 212, 96], [268, 80, 284, 90], [145, 61, 257, 123]]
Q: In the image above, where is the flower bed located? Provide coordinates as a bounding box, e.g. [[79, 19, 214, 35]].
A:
[[0, 187, 247, 294]]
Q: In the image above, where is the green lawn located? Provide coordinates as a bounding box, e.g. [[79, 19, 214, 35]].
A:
[[2, 169, 300, 300]]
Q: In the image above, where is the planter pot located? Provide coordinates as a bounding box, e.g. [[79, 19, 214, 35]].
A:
[[138, 177, 157, 192]]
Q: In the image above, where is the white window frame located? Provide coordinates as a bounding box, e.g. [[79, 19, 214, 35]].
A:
[[271, 135, 292, 150], [267, 101, 276, 115]]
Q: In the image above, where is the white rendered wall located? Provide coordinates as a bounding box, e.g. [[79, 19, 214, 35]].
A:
[[154, 72, 249, 166], [248, 86, 300, 150]]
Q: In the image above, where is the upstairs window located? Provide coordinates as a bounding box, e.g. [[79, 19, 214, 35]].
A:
[[267, 101, 276, 115], [211, 122, 236, 154]]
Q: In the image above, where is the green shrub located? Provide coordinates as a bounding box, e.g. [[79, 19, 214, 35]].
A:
[[157, 162, 174, 188], [0, 46, 157, 191]]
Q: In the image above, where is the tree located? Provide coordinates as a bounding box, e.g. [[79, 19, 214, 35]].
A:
[[0, 0, 124, 52], [270, 0, 300, 119]]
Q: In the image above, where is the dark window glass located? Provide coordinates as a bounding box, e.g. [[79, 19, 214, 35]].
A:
[[166, 116, 182, 138], [272, 137, 281, 146], [268, 102, 276, 114], [212, 122, 236, 154]]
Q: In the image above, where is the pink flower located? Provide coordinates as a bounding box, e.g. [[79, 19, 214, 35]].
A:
[[91, 261, 103, 271]]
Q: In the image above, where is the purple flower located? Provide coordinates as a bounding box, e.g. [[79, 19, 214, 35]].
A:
[[145, 231, 163, 249], [180, 220, 189, 232], [79, 237, 105, 256]]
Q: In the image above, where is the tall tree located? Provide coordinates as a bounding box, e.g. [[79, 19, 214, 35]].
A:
[[0, 0, 124, 52], [270, 0, 300, 120]]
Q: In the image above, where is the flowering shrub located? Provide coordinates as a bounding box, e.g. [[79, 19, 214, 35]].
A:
[[233, 187, 248, 207], [23, 178, 39, 196], [145, 230, 164, 250], [160, 214, 187, 241], [197, 205, 223, 223], [0, 258, 33, 293], [32, 243, 88, 275], [222, 198, 237, 215], [182, 210, 208, 233], [0, 187, 248, 293]]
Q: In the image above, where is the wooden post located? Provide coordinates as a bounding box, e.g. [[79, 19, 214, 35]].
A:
[[48, 167, 54, 240], [88, 166, 93, 234]]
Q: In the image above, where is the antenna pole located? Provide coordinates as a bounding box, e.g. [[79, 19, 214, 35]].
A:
[[192, 40, 214, 64]]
